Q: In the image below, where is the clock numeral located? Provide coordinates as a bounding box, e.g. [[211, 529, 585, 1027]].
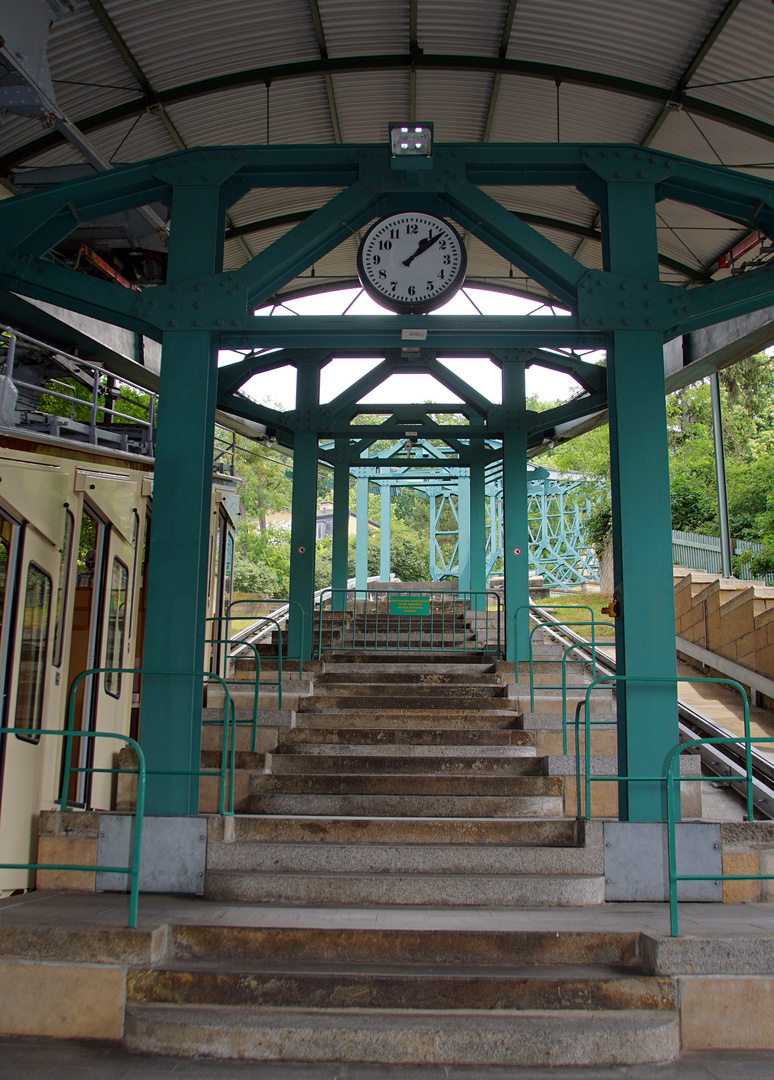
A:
[[407, 285, 416, 296], [438, 239, 447, 250], [443, 254, 451, 264], [378, 240, 393, 250], [438, 269, 446, 280], [372, 254, 381, 266], [389, 228, 400, 239], [427, 281, 433, 291], [390, 281, 397, 291], [378, 269, 386, 279], [406, 224, 418, 234]]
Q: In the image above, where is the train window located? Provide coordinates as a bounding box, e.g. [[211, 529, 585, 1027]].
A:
[[15, 562, 52, 740], [0, 516, 13, 639], [105, 557, 128, 698], [52, 509, 74, 667]]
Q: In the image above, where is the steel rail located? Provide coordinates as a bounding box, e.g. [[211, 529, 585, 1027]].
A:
[[528, 600, 774, 820]]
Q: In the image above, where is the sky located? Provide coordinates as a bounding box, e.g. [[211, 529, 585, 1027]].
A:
[[218, 285, 595, 410]]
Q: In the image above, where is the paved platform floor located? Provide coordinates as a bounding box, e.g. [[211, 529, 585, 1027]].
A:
[[4, 888, 774, 935], [2, 1036, 774, 1080]]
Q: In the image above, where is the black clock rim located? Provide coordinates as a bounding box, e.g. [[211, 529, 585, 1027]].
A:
[[356, 212, 467, 315]]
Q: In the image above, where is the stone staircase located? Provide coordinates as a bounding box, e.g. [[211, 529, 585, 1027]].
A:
[[146, 620, 680, 1066], [123, 924, 680, 1066]]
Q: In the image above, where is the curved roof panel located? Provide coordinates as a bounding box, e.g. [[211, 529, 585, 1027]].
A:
[[0, 0, 771, 301]]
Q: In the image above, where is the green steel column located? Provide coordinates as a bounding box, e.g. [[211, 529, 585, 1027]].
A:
[[457, 473, 471, 592], [288, 362, 320, 659], [355, 471, 369, 594], [469, 452, 487, 611], [380, 481, 391, 582], [141, 184, 224, 815], [331, 444, 350, 611], [604, 180, 678, 821], [502, 361, 530, 662]]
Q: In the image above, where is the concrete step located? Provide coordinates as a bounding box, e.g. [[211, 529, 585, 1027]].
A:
[[278, 742, 537, 758], [203, 869, 604, 906], [260, 753, 546, 775], [245, 793, 564, 817], [323, 651, 498, 664], [317, 662, 498, 677], [315, 671, 504, 686], [291, 710, 521, 729], [299, 694, 514, 712], [207, 815, 588, 847], [123, 1002, 679, 1066], [206, 840, 604, 876], [310, 680, 507, 698], [247, 773, 562, 798], [523, 711, 617, 731], [278, 727, 534, 749], [127, 963, 669, 1012]]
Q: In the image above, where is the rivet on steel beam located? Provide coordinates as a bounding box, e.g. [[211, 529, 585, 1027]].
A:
[[171, 302, 180, 309], [170, 319, 179, 326], [217, 319, 225, 326], [196, 284, 205, 292], [623, 319, 632, 326], [195, 301, 205, 309], [173, 284, 182, 292]]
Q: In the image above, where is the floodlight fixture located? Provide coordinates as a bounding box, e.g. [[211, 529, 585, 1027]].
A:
[[389, 123, 434, 169]]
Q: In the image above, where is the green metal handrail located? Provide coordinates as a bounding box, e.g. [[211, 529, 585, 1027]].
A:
[[225, 597, 304, 678], [561, 642, 617, 754], [572, 674, 751, 821], [206, 614, 283, 706], [666, 735, 774, 935], [0, 725, 145, 928], [316, 588, 501, 657], [528, 618, 611, 711], [205, 638, 262, 751], [64, 666, 237, 816]]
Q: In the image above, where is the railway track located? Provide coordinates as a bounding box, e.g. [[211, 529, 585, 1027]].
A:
[[530, 601, 774, 821]]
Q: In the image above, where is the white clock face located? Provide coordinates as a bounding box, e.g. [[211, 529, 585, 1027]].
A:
[[356, 212, 467, 314]]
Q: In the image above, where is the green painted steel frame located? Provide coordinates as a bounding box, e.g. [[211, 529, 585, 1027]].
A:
[[5, 142, 774, 819]]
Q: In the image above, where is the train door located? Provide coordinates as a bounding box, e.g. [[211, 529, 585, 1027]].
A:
[[0, 516, 58, 890], [211, 505, 235, 678], [64, 505, 108, 805]]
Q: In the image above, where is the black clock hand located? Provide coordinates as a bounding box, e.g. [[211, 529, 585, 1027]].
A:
[[402, 231, 442, 267]]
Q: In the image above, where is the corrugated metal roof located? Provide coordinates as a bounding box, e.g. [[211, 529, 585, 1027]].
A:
[[0, 0, 771, 299], [507, 0, 726, 89]]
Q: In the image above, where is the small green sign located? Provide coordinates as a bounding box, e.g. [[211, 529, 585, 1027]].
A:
[[390, 595, 430, 617]]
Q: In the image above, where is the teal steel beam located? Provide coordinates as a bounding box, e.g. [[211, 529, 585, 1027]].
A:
[[603, 180, 678, 823], [457, 472, 471, 591], [469, 450, 488, 609], [331, 444, 350, 611], [228, 315, 592, 351], [501, 362, 530, 662], [288, 360, 321, 658], [524, 350, 606, 395], [236, 182, 383, 305], [439, 182, 585, 308], [327, 359, 395, 415], [424, 357, 492, 414], [217, 349, 330, 398], [355, 467, 369, 593], [380, 481, 391, 582], [9, 57, 774, 175], [225, 206, 704, 283], [140, 183, 225, 816]]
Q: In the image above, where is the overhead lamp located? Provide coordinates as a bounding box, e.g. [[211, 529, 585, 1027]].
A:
[[389, 122, 434, 170]]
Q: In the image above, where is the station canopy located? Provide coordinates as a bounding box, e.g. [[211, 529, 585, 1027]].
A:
[[1, 0, 771, 306]]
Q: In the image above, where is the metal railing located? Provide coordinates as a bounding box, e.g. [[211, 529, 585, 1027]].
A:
[[0, 724, 145, 928], [65, 666, 238, 817], [666, 735, 774, 935], [223, 598, 303, 680], [316, 588, 502, 657], [572, 674, 752, 821], [205, 638, 262, 752], [528, 610, 613, 711], [0, 323, 157, 454], [561, 642, 616, 754], [206, 614, 283, 707]]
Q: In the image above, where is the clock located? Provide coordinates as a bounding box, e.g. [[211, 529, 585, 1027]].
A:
[[356, 211, 467, 314]]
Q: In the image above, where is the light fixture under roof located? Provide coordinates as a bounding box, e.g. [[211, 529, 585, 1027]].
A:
[[389, 123, 434, 169]]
